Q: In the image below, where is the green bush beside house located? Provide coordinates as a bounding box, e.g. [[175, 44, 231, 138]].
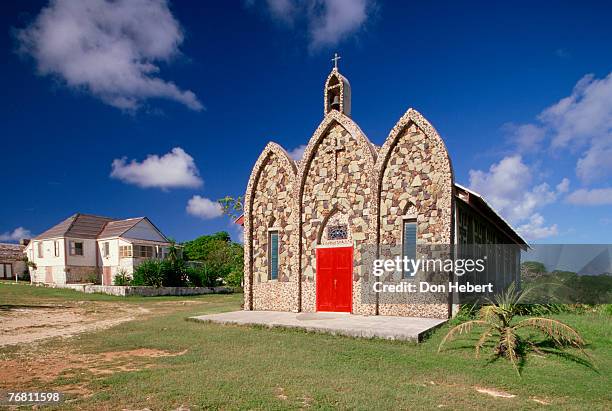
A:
[[127, 232, 243, 288]]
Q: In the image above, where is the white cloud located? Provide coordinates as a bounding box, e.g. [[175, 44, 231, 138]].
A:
[[110, 147, 202, 189], [556, 178, 570, 193], [503, 123, 546, 152], [0, 227, 32, 242], [309, 0, 369, 50], [186, 195, 224, 219], [575, 135, 612, 183], [468, 155, 566, 240], [516, 213, 558, 241], [508, 72, 612, 183], [266, 0, 297, 24], [252, 0, 371, 50], [16, 0, 202, 111], [288, 144, 306, 161], [541, 73, 612, 149], [566, 188, 612, 206]]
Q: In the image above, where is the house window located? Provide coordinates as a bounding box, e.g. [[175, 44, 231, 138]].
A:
[[119, 245, 132, 258], [268, 231, 279, 280], [69, 241, 84, 256], [54, 241, 60, 257], [103, 242, 110, 258], [37, 242, 44, 258], [134, 245, 153, 258], [402, 219, 417, 278]]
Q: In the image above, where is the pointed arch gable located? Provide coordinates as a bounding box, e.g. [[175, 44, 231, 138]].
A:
[[294, 110, 378, 314], [295, 110, 377, 201], [376, 108, 454, 185], [373, 108, 455, 318], [373, 108, 455, 245], [243, 142, 298, 310]]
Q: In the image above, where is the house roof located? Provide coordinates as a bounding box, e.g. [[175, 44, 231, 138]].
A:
[[35, 213, 115, 239], [234, 215, 244, 226], [35, 214, 169, 242], [0, 243, 25, 260], [97, 217, 145, 239]]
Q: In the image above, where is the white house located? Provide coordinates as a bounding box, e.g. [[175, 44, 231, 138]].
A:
[[25, 213, 173, 285]]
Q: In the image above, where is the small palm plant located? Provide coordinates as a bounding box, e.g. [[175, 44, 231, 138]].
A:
[[438, 282, 589, 375]]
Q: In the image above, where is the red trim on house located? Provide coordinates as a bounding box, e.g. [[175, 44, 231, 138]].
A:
[[234, 215, 244, 226]]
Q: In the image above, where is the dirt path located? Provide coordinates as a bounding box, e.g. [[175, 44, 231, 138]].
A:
[[0, 302, 148, 347]]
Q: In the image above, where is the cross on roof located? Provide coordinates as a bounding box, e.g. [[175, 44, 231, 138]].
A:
[[326, 134, 345, 179], [331, 52, 341, 69]]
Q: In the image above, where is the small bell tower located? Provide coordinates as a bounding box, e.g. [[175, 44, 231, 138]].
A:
[[324, 53, 351, 117]]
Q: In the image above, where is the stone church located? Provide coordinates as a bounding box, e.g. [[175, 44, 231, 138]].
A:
[[242, 60, 527, 319]]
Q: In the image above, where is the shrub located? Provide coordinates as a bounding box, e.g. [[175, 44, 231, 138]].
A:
[[132, 260, 164, 287], [162, 259, 187, 287], [114, 269, 132, 286], [86, 272, 100, 284], [186, 265, 218, 287], [225, 269, 243, 287]]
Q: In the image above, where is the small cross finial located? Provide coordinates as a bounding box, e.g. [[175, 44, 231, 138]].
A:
[[331, 52, 341, 69]]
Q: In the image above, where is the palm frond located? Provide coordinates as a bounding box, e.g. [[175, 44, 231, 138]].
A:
[[475, 326, 496, 358], [502, 327, 520, 375], [438, 320, 490, 352], [478, 305, 500, 322], [515, 317, 586, 348]]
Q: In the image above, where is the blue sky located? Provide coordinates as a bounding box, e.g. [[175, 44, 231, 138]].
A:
[[1, 0, 611, 244]]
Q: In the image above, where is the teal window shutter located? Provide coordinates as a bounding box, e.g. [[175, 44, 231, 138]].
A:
[[403, 221, 417, 278], [269, 231, 279, 280]]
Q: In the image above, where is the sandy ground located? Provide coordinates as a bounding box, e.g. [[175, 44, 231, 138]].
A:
[[0, 302, 149, 347], [0, 299, 197, 396]]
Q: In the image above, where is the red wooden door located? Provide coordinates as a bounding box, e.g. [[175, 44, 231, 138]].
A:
[[316, 247, 353, 312]]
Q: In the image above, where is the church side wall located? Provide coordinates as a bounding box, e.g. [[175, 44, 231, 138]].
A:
[[376, 118, 454, 319], [249, 152, 298, 312]]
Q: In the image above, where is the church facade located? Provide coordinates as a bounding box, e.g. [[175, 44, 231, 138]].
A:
[[242, 64, 526, 319]]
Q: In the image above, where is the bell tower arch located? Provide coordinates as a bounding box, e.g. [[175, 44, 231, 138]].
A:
[[324, 53, 351, 117]]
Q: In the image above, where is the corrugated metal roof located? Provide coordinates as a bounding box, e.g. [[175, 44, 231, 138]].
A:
[[97, 217, 144, 239], [0, 243, 25, 260], [35, 213, 116, 239], [455, 183, 528, 247]]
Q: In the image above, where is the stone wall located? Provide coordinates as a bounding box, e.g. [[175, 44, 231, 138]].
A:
[[373, 110, 454, 318], [48, 283, 233, 296], [245, 143, 298, 312], [298, 118, 376, 315]]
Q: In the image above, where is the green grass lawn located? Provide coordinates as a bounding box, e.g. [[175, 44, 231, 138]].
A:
[[1, 282, 610, 410]]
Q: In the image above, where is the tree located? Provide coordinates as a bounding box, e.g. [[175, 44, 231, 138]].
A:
[[218, 196, 243, 220], [182, 232, 243, 287]]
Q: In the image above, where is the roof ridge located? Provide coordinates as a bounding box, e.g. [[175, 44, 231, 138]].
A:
[[64, 212, 81, 235], [76, 212, 117, 220]]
